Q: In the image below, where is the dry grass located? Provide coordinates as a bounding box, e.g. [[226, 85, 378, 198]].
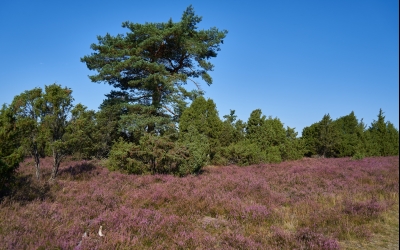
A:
[[341, 203, 399, 250]]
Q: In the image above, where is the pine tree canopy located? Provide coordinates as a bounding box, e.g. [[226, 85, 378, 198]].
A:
[[81, 5, 227, 118]]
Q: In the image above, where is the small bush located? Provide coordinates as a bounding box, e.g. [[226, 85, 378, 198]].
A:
[[352, 151, 365, 160], [107, 138, 144, 174]]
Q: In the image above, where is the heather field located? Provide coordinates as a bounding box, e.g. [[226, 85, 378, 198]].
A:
[[0, 156, 398, 249]]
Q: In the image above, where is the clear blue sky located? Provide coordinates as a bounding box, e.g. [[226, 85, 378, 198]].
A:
[[1, 0, 398, 135]]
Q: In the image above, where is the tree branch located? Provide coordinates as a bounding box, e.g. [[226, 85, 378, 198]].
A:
[[187, 78, 202, 91], [162, 105, 177, 116]]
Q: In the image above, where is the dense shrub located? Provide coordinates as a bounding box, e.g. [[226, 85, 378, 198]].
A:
[[0, 105, 24, 196], [351, 151, 365, 160], [108, 132, 209, 176], [266, 146, 282, 163], [280, 140, 306, 161], [222, 140, 267, 166], [106, 138, 144, 174], [179, 96, 223, 162], [178, 125, 209, 175]]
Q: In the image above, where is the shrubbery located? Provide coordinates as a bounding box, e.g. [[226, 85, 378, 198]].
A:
[[0, 105, 24, 196], [106, 138, 144, 174], [221, 140, 266, 166], [178, 125, 209, 175], [107, 128, 210, 176]]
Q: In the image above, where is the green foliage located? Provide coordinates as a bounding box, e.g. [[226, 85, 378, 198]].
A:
[[92, 102, 127, 158], [280, 127, 306, 161], [81, 5, 227, 125], [11, 87, 46, 179], [262, 116, 287, 148], [246, 109, 286, 151], [333, 111, 366, 157], [234, 119, 247, 142], [365, 109, 399, 156], [219, 110, 242, 147], [302, 110, 399, 159], [265, 146, 282, 163], [178, 125, 209, 175], [42, 84, 74, 180], [118, 104, 174, 143], [65, 104, 97, 159], [135, 133, 187, 174], [246, 109, 265, 147], [351, 151, 365, 160], [318, 114, 341, 158], [179, 96, 223, 162], [81, 6, 227, 174], [108, 134, 190, 175], [245, 109, 301, 163], [107, 138, 145, 174], [222, 140, 267, 166], [0, 104, 24, 195], [302, 114, 341, 158], [302, 122, 319, 157]]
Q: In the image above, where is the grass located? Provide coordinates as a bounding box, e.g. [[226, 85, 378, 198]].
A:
[[0, 156, 398, 249], [340, 203, 399, 249]]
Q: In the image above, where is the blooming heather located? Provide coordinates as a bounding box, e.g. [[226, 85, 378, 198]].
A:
[[0, 156, 398, 249]]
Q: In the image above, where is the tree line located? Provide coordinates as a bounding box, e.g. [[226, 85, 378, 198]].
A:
[[1, 6, 398, 194]]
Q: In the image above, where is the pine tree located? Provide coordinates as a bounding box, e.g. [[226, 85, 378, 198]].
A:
[[81, 6, 227, 131]]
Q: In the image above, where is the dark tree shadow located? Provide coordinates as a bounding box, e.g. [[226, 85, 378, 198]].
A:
[[1, 174, 53, 205], [58, 162, 97, 181]]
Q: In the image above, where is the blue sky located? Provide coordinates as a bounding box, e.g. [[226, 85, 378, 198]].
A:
[[1, 0, 398, 135]]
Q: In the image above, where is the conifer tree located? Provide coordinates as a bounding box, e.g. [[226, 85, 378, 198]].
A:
[[317, 114, 340, 158], [366, 109, 399, 156], [81, 6, 227, 130], [333, 111, 365, 157], [246, 109, 265, 143], [302, 114, 341, 158], [220, 110, 240, 147], [179, 96, 222, 160], [302, 122, 320, 157]]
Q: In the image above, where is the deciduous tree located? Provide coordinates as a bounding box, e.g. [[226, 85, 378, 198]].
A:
[[42, 84, 74, 180], [0, 104, 24, 195], [11, 88, 46, 179]]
